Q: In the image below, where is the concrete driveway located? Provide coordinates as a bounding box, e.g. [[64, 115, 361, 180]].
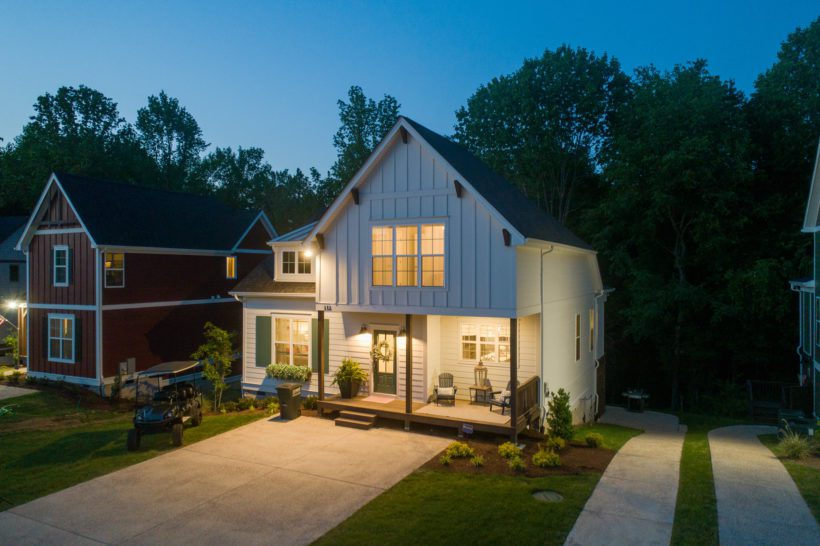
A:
[[0, 416, 449, 545]]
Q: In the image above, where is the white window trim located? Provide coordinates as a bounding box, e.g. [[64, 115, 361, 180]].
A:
[[47, 313, 75, 364], [226, 256, 237, 280], [371, 222, 447, 288], [104, 253, 125, 288], [271, 314, 312, 367], [278, 249, 313, 279], [458, 320, 511, 365], [589, 307, 595, 353], [53, 245, 69, 287]]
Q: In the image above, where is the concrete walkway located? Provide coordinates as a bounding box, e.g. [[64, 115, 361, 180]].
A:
[[0, 416, 449, 545], [565, 407, 686, 546], [0, 384, 36, 400], [709, 425, 819, 546]]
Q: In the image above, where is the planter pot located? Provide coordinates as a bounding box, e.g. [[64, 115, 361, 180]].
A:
[[338, 379, 362, 399]]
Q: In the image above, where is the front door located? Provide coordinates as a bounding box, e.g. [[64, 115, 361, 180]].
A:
[[372, 330, 397, 395]]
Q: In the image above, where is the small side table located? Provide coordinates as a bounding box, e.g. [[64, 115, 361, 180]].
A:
[[469, 385, 494, 405]]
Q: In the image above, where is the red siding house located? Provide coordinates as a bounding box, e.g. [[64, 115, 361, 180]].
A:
[[15, 172, 275, 391]]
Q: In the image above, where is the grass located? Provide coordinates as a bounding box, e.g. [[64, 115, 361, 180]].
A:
[[313, 422, 640, 546], [759, 434, 820, 521], [671, 413, 748, 546], [0, 389, 266, 510]]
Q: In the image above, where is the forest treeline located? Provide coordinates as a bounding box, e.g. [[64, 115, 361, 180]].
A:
[[2, 18, 818, 412]]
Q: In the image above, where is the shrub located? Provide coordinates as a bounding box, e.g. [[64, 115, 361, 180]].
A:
[[470, 455, 485, 467], [265, 398, 280, 416], [445, 441, 475, 459], [547, 388, 574, 440], [541, 435, 566, 452], [266, 363, 312, 383], [508, 455, 526, 472], [236, 397, 256, 411], [585, 432, 604, 448], [221, 401, 238, 412], [331, 358, 368, 386], [532, 449, 561, 468], [779, 422, 811, 460], [303, 395, 319, 410], [498, 441, 522, 459], [439, 454, 452, 466]]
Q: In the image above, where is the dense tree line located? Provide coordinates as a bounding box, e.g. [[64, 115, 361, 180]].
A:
[[1, 17, 817, 412]]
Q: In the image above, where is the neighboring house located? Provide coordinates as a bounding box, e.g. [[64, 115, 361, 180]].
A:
[[0, 216, 26, 303], [791, 140, 820, 418], [232, 116, 609, 439], [15, 172, 275, 390]]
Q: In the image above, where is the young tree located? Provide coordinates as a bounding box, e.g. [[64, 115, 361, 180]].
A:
[[191, 322, 235, 410], [323, 86, 400, 202], [454, 45, 630, 226], [136, 91, 208, 191]]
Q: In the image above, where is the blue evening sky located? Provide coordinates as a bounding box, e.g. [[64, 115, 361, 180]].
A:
[[0, 1, 817, 174]]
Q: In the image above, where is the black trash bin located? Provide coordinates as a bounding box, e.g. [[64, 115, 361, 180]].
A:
[[277, 383, 302, 419]]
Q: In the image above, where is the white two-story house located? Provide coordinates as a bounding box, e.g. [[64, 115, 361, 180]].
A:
[[231, 116, 609, 439]]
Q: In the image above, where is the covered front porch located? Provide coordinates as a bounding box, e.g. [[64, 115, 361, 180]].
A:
[[316, 311, 541, 440]]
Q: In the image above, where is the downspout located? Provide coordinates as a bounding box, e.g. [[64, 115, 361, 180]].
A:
[[592, 290, 607, 418], [539, 245, 555, 426]]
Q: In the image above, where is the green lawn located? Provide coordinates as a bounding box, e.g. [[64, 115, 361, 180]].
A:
[[0, 389, 266, 510], [314, 423, 641, 546], [671, 413, 749, 546], [759, 434, 820, 521]]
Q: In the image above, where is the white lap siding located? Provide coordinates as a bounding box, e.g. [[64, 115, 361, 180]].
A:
[[436, 314, 538, 401]]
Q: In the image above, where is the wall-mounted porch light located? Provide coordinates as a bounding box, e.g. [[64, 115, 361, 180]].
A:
[[359, 324, 370, 334], [398, 327, 407, 337]]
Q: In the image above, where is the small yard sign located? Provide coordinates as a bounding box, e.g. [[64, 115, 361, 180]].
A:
[[461, 423, 474, 435]]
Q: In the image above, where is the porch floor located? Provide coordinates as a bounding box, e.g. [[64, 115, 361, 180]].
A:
[[317, 395, 513, 435]]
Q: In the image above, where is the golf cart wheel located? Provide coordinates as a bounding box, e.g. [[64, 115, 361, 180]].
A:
[[127, 429, 141, 451], [191, 407, 202, 427], [172, 423, 184, 446]]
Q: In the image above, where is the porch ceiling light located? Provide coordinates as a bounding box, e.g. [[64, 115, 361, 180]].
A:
[[359, 324, 369, 334], [398, 327, 407, 337]]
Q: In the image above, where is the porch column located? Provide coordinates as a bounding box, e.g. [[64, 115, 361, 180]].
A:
[[510, 317, 518, 443], [405, 314, 413, 415], [318, 309, 325, 402]]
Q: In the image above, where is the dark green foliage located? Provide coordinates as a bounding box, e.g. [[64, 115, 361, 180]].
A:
[[302, 395, 318, 410], [236, 397, 256, 411], [585, 433, 604, 448], [547, 388, 574, 440], [532, 450, 561, 468], [498, 441, 521, 459]]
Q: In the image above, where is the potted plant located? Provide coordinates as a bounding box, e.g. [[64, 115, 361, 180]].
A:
[[332, 358, 368, 398]]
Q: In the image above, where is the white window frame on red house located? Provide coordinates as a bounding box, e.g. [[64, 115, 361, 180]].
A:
[[48, 313, 75, 364], [53, 245, 69, 287]]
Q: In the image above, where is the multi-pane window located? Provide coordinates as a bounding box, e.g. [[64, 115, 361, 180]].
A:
[[575, 314, 581, 361], [460, 323, 510, 363], [589, 308, 595, 352], [53, 245, 69, 286], [372, 227, 394, 286], [371, 223, 445, 287], [274, 317, 310, 367], [226, 256, 237, 279], [281, 250, 311, 275], [105, 253, 125, 287], [396, 226, 418, 286], [282, 251, 296, 274], [297, 252, 311, 274], [421, 224, 445, 287], [48, 314, 74, 363]]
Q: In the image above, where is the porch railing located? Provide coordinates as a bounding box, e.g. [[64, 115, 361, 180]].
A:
[[514, 375, 540, 432]]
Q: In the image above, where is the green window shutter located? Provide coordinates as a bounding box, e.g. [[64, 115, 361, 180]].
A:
[[256, 316, 271, 368], [311, 319, 329, 374]]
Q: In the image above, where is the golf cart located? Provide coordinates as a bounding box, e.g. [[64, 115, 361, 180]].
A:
[[127, 360, 204, 451]]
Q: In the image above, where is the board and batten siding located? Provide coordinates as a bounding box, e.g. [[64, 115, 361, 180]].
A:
[[317, 139, 517, 317]]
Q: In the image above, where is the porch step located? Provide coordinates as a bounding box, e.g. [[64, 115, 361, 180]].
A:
[[339, 410, 377, 424], [335, 417, 375, 430]]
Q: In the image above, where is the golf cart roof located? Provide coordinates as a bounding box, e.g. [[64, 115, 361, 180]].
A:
[[138, 361, 200, 377]]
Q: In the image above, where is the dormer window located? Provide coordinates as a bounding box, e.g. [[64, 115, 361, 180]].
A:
[[281, 250, 312, 276], [226, 256, 237, 279]]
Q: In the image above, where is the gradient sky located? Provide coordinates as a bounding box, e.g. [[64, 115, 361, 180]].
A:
[[0, 1, 817, 174]]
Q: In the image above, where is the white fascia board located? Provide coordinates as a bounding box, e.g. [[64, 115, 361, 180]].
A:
[[97, 245, 233, 257], [229, 291, 316, 299], [802, 139, 820, 230], [231, 211, 277, 252]]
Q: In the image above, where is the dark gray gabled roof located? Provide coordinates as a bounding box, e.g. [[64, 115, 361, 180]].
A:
[[401, 117, 591, 250], [55, 173, 267, 251], [231, 255, 315, 295], [0, 217, 27, 244]]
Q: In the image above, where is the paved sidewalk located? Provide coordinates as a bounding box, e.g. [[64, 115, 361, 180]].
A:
[[565, 407, 686, 546], [709, 425, 818, 546], [0, 384, 36, 400], [0, 416, 449, 545]]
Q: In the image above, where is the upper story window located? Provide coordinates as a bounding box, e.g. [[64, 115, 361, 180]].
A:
[[371, 223, 445, 288], [105, 253, 125, 287], [48, 313, 75, 363], [226, 256, 237, 280], [53, 245, 69, 287], [281, 250, 311, 275]]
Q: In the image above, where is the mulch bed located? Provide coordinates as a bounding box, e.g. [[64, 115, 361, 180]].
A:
[[421, 436, 614, 477]]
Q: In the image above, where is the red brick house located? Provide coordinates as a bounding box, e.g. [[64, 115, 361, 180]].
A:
[[15, 172, 275, 391]]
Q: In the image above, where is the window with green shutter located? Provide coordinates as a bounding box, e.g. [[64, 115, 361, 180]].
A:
[[311, 318, 329, 375], [256, 316, 271, 367]]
